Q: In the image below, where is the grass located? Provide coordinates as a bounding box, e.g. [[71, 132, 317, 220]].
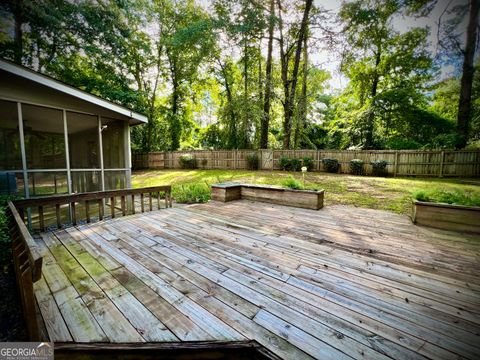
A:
[[132, 169, 480, 215], [414, 189, 480, 207]]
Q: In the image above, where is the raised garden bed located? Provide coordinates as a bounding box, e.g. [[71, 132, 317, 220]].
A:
[[412, 200, 480, 233], [211, 183, 324, 210]]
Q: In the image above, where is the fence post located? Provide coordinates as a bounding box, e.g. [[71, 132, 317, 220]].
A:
[[394, 151, 399, 177], [439, 151, 445, 178]]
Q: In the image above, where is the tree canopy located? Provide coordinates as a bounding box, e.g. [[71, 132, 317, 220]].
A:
[[0, 0, 478, 151]]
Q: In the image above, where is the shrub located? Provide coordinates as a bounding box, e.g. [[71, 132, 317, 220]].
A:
[[173, 183, 210, 203], [279, 156, 291, 171], [246, 153, 259, 170], [290, 158, 302, 171], [179, 154, 196, 169], [281, 176, 304, 190], [302, 157, 314, 171], [371, 160, 389, 176], [322, 158, 339, 173], [201, 158, 208, 167], [279, 157, 302, 171], [349, 159, 364, 175], [413, 189, 480, 207]]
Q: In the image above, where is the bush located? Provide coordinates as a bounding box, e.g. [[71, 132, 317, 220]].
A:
[[0, 195, 18, 268], [201, 158, 208, 167], [173, 183, 210, 203], [281, 176, 304, 190], [179, 154, 197, 169], [302, 157, 314, 171], [322, 158, 339, 173], [279, 156, 291, 171], [349, 159, 364, 175], [279, 157, 302, 171], [413, 189, 480, 207], [246, 153, 259, 170], [371, 160, 389, 176], [290, 158, 302, 171]]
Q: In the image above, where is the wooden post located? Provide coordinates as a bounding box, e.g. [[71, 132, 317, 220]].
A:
[[316, 151, 320, 172], [439, 151, 445, 178], [110, 197, 115, 218], [85, 200, 91, 223], [55, 204, 61, 228], [394, 151, 399, 177], [272, 150, 275, 171]]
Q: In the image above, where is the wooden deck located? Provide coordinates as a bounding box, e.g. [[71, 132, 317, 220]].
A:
[[33, 200, 480, 359]]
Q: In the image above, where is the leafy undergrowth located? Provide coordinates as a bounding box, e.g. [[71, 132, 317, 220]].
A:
[[133, 169, 480, 215], [414, 189, 480, 206], [172, 183, 210, 204]]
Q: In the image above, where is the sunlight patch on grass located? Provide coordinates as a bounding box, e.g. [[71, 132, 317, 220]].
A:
[[132, 169, 480, 215]]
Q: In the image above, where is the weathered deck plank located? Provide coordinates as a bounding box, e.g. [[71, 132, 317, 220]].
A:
[[32, 200, 480, 360]]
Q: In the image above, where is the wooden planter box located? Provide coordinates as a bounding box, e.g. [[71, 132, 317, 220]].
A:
[[211, 183, 324, 210], [412, 200, 480, 233]]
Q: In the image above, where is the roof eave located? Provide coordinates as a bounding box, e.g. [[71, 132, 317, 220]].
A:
[[0, 59, 148, 125]]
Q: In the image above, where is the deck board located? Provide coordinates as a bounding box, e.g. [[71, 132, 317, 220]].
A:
[[33, 200, 480, 359]]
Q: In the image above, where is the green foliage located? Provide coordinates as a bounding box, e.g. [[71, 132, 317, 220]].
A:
[[281, 176, 304, 190], [245, 153, 259, 170], [302, 157, 314, 171], [413, 189, 480, 207], [322, 158, 340, 173], [370, 160, 388, 176], [278, 157, 302, 171], [172, 183, 210, 203], [0, 195, 18, 267], [349, 159, 364, 175], [279, 157, 290, 171], [179, 154, 197, 169]]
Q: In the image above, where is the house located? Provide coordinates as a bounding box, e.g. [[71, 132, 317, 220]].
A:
[[0, 59, 147, 198]]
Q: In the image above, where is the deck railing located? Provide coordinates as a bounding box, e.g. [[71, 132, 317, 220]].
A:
[[13, 185, 172, 232], [7, 186, 172, 340], [7, 201, 43, 340]]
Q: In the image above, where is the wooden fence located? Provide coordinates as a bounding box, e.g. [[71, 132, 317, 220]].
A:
[[132, 149, 480, 177]]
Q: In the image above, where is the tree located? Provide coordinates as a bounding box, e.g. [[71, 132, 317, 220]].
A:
[[260, 0, 275, 149], [336, 0, 436, 149], [456, 0, 479, 148], [277, 0, 314, 149]]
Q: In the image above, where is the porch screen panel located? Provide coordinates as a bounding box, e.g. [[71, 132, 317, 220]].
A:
[[104, 170, 127, 190], [22, 104, 66, 169], [71, 170, 102, 193], [67, 112, 100, 169], [28, 172, 68, 196], [102, 118, 125, 169], [0, 100, 22, 170]]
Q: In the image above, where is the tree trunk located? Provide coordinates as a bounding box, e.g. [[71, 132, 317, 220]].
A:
[[260, 0, 275, 149], [456, 0, 479, 149], [281, 0, 313, 149], [295, 29, 308, 148], [364, 49, 382, 149], [243, 36, 250, 149], [13, 0, 23, 64], [170, 56, 181, 151]]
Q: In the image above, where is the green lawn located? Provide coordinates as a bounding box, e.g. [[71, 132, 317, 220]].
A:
[[132, 169, 480, 215]]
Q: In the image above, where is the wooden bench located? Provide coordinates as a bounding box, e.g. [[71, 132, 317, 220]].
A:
[[211, 183, 324, 210]]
